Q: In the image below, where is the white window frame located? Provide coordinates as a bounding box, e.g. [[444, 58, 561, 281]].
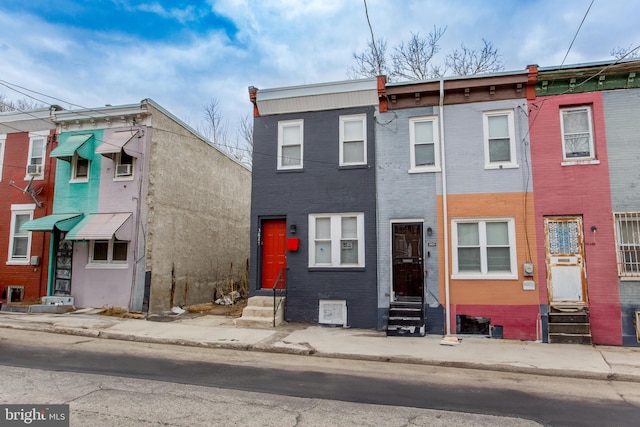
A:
[[409, 116, 440, 172], [339, 114, 367, 166], [613, 212, 640, 278], [451, 217, 517, 280], [88, 238, 129, 268], [277, 119, 303, 170], [26, 131, 48, 180], [70, 152, 90, 182], [309, 213, 365, 268], [0, 133, 5, 182], [114, 151, 135, 181], [560, 105, 597, 164], [7, 204, 35, 265], [483, 110, 518, 169]]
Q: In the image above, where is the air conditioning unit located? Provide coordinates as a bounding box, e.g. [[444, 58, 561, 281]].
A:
[[27, 164, 42, 176], [318, 299, 347, 326], [115, 164, 132, 177]]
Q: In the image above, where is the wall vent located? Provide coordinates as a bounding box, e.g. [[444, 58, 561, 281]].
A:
[[318, 300, 347, 326]]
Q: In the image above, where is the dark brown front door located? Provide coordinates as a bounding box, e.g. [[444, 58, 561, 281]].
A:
[[261, 219, 287, 289], [392, 223, 424, 299]]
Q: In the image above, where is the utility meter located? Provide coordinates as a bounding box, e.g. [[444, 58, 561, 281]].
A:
[[523, 262, 534, 277]]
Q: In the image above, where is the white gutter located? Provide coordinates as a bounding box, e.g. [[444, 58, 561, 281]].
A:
[[439, 78, 452, 336]]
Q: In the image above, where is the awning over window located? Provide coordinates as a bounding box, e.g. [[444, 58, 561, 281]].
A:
[[20, 213, 84, 232], [66, 212, 133, 241], [50, 134, 94, 162], [95, 130, 140, 158]]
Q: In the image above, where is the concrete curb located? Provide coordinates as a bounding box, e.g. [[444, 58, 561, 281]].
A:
[[3, 321, 640, 384]]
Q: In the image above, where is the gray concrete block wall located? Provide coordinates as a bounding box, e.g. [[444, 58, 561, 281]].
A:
[[250, 107, 378, 328]]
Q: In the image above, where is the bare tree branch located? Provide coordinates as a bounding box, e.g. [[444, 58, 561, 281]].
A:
[[610, 45, 640, 60], [445, 39, 504, 76], [0, 93, 46, 112], [391, 27, 447, 81], [348, 38, 390, 79]]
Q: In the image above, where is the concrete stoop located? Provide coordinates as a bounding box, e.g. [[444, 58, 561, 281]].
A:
[[234, 296, 284, 328]]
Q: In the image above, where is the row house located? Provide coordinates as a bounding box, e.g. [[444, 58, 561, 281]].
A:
[[246, 79, 382, 328], [247, 58, 640, 346], [6, 99, 251, 313], [527, 60, 640, 346], [0, 107, 59, 304], [378, 71, 537, 339]]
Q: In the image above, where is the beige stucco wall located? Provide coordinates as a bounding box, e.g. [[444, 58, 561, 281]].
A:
[[144, 103, 251, 313]]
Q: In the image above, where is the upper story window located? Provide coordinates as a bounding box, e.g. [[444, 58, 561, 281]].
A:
[[483, 110, 517, 169], [560, 106, 596, 162], [278, 120, 303, 170], [26, 131, 47, 179], [309, 213, 365, 268], [71, 152, 90, 182], [0, 134, 6, 182], [614, 212, 640, 278], [114, 151, 134, 179], [7, 204, 35, 265], [452, 217, 517, 280], [339, 114, 367, 166], [409, 116, 440, 172]]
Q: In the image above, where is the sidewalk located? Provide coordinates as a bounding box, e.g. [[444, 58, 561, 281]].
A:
[[1, 309, 639, 383]]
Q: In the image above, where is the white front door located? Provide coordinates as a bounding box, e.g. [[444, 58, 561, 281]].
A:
[[544, 216, 587, 303]]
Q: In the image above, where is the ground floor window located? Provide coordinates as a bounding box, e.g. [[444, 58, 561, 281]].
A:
[[614, 212, 640, 277], [90, 238, 128, 265], [309, 213, 364, 267], [451, 217, 517, 279], [8, 204, 34, 264]]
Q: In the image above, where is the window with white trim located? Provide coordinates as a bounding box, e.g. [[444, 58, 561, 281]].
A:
[[409, 116, 439, 172], [8, 204, 35, 264], [309, 213, 365, 267], [339, 114, 367, 166], [71, 152, 89, 181], [26, 131, 47, 178], [452, 218, 517, 279], [614, 212, 640, 277], [114, 151, 134, 179], [90, 238, 128, 264], [277, 120, 303, 170], [483, 110, 517, 168], [0, 134, 5, 182], [560, 106, 595, 161]]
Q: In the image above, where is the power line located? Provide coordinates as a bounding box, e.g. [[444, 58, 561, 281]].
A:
[[559, 0, 595, 68]]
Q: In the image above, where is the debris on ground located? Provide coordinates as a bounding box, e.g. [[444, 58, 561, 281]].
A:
[[440, 336, 461, 346], [171, 306, 186, 315]]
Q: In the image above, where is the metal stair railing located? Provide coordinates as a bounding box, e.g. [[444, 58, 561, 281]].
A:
[[272, 267, 288, 327]]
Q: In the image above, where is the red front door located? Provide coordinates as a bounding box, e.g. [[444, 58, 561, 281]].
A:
[[261, 219, 287, 289]]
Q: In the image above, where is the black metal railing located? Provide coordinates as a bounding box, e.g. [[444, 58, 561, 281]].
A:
[[272, 267, 288, 327]]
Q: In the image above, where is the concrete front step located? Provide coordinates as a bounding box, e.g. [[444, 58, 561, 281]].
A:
[[234, 296, 285, 328], [549, 333, 593, 345]]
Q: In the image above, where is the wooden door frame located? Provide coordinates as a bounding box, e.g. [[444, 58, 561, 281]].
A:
[[543, 215, 588, 305], [390, 220, 425, 302], [258, 217, 287, 290]]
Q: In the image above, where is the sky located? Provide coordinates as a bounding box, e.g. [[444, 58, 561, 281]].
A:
[[0, 0, 639, 143]]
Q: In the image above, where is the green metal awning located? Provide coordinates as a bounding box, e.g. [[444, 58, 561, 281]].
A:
[[50, 134, 94, 162], [20, 213, 84, 232]]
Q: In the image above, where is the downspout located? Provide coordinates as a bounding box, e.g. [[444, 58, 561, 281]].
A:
[[439, 78, 452, 336]]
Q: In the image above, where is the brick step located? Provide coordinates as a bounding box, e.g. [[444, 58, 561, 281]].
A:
[[549, 313, 590, 323]]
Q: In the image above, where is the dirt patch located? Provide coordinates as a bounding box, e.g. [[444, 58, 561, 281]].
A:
[[184, 299, 247, 317]]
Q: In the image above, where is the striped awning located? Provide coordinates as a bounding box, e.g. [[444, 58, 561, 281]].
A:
[[66, 212, 133, 241], [96, 130, 140, 157], [20, 213, 84, 232]]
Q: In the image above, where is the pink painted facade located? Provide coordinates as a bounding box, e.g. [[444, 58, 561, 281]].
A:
[[528, 91, 622, 345]]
